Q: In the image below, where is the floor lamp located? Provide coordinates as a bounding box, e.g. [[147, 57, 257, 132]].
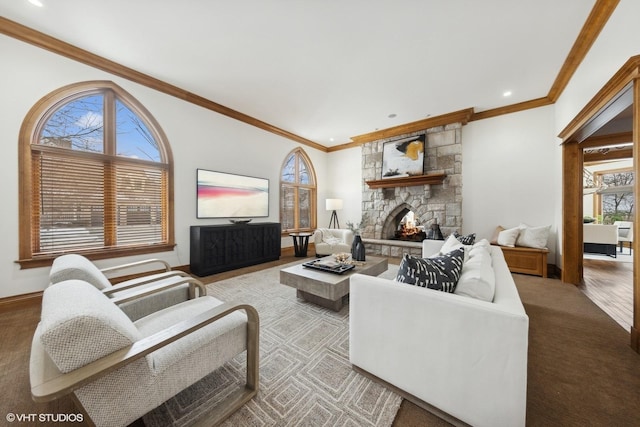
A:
[[326, 199, 343, 229]]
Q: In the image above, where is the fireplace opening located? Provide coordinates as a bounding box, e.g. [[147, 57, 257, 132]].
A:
[[391, 210, 427, 242]]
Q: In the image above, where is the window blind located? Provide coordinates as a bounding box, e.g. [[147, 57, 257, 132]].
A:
[[34, 150, 166, 255]]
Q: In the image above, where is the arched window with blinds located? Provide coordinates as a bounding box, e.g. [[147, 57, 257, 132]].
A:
[[18, 81, 174, 267], [280, 148, 317, 232]]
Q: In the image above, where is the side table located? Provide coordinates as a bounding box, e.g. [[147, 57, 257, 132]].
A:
[[289, 232, 313, 257]]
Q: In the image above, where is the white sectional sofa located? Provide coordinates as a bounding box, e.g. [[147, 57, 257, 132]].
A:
[[349, 239, 529, 427]]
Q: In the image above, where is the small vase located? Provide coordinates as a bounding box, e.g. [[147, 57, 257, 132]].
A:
[[351, 234, 366, 261]]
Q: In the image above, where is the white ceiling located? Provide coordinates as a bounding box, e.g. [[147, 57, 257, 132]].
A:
[[0, 0, 596, 147]]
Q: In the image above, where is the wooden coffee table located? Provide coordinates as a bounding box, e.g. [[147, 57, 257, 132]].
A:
[[279, 256, 388, 311]]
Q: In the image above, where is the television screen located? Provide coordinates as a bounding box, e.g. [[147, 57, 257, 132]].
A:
[[197, 169, 269, 218]]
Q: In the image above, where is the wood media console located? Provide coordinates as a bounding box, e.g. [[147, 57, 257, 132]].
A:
[[190, 222, 281, 276]]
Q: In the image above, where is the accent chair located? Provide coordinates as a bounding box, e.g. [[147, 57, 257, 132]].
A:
[[30, 280, 259, 427], [614, 220, 633, 254], [313, 228, 354, 257], [49, 254, 207, 321]]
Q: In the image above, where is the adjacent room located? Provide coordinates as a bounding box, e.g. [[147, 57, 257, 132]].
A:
[[1, 1, 639, 426]]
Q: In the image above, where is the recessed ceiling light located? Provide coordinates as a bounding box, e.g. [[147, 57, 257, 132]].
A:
[[503, 91, 513, 97], [28, 0, 44, 7], [388, 113, 397, 118], [329, 137, 335, 142]]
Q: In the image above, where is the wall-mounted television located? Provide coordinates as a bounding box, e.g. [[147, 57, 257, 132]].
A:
[[197, 169, 269, 218]]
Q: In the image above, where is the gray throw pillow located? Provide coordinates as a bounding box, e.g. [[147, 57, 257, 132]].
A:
[[396, 248, 464, 292]]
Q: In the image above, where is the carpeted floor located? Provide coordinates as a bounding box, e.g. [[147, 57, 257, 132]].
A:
[[143, 263, 640, 427], [514, 274, 639, 427]]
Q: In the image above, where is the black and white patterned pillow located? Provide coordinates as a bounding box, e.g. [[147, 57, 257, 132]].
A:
[[395, 248, 464, 292], [454, 231, 476, 245]]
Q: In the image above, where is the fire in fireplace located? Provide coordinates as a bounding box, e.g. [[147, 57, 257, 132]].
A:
[[393, 211, 427, 242]]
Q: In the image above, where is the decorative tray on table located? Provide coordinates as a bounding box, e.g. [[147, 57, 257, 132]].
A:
[[302, 259, 355, 274]]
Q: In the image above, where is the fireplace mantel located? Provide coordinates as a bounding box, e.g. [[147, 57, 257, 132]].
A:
[[365, 173, 447, 189]]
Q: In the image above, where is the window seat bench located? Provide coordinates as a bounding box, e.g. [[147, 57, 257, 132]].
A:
[[493, 245, 548, 278]]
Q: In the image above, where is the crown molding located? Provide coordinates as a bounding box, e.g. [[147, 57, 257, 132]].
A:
[[470, 97, 554, 122], [0, 0, 620, 154], [0, 17, 328, 153], [547, 0, 620, 102], [558, 55, 640, 142], [350, 108, 474, 145]]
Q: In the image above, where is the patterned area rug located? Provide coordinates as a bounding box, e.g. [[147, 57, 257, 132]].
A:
[[143, 262, 402, 427]]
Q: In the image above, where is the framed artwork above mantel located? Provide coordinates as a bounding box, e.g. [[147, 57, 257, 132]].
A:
[[381, 134, 425, 179]]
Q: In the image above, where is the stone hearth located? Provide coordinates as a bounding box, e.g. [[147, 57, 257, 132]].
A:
[[360, 123, 462, 256]]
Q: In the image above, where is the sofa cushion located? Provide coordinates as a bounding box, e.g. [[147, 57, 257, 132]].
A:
[[396, 248, 464, 292], [38, 280, 140, 373], [455, 250, 496, 302]]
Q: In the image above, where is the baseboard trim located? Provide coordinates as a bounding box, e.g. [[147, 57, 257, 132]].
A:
[[351, 364, 470, 427], [0, 291, 42, 313]]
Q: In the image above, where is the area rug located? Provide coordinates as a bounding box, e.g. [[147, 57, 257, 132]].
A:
[[143, 262, 402, 427]]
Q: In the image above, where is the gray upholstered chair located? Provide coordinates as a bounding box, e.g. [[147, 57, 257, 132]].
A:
[[49, 254, 206, 321], [313, 228, 354, 256], [30, 280, 259, 427], [614, 220, 634, 254]]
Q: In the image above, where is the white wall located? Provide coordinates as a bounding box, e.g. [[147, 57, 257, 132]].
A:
[[462, 106, 559, 262], [0, 35, 327, 298], [324, 147, 363, 229], [555, 0, 640, 135]]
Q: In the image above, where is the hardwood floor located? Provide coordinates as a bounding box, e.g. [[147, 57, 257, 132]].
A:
[[581, 255, 633, 332]]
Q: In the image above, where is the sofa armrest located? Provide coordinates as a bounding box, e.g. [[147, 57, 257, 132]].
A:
[[349, 274, 528, 427]]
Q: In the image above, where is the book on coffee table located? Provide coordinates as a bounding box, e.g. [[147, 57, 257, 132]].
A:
[[302, 259, 355, 274]]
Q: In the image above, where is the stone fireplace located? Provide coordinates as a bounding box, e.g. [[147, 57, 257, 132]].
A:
[[360, 123, 463, 256]]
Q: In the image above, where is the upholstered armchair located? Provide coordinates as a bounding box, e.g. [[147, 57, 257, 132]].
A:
[[614, 220, 634, 254], [30, 280, 259, 427], [49, 254, 207, 321], [313, 228, 354, 256]]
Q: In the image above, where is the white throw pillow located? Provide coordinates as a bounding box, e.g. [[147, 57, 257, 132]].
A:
[[516, 224, 551, 249], [440, 234, 464, 254], [497, 226, 520, 247]]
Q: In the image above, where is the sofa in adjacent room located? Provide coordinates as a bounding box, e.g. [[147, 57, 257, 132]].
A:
[[583, 223, 618, 257], [349, 238, 529, 427]]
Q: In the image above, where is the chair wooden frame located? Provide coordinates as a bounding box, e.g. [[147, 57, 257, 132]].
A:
[[104, 275, 207, 301], [76, 257, 208, 299], [32, 295, 259, 426]]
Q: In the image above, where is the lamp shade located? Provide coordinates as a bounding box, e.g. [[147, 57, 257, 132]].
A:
[[326, 199, 343, 211]]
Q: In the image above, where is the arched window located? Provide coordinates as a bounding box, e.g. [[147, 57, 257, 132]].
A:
[[280, 148, 316, 232], [18, 81, 174, 267]]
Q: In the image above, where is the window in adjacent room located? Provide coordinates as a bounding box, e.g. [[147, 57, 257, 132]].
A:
[[280, 148, 316, 232], [18, 81, 174, 267]]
